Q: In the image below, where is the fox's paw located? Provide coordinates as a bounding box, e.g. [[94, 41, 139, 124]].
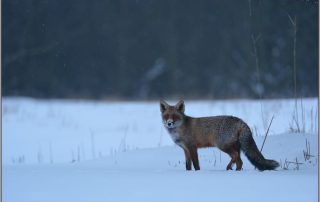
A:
[[226, 166, 233, 170]]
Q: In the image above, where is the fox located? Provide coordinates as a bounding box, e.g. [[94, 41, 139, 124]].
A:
[[160, 100, 279, 171]]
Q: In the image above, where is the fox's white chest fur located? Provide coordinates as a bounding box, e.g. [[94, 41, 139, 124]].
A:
[[167, 128, 179, 142], [167, 128, 186, 149]]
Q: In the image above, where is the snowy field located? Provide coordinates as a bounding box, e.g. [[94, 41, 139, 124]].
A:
[[3, 97, 319, 202]]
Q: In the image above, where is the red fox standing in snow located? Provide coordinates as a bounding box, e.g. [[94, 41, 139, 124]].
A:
[[160, 100, 279, 171]]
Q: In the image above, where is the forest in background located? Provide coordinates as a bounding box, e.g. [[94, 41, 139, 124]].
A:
[[2, 0, 318, 100]]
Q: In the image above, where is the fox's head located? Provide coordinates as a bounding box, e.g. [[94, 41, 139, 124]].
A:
[[160, 100, 185, 129]]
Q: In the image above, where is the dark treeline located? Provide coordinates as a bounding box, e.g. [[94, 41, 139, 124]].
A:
[[2, 0, 318, 100]]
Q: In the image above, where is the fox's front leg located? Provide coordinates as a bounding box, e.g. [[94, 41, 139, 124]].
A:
[[190, 147, 200, 170], [182, 148, 192, 170]]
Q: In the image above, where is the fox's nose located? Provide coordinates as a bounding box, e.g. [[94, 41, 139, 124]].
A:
[[166, 119, 174, 127]]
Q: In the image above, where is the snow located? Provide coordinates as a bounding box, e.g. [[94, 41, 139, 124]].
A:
[[2, 97, 318, 202]]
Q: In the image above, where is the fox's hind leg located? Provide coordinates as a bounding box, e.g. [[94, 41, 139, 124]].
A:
[[223, 145, 242, 171], [235, 155, 243, 171], [226, 156, 236, 170], [222, 149, 236, 170]]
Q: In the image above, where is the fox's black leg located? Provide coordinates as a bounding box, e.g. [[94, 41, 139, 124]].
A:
[[221, 144, 243, 171], [226, 160, 234, 170], [236, 157, 243, 171], [186, 160, 192, 170], [190, 147, 200, 170], [182, 148, 192, 170], [235, 149, 243, 171]]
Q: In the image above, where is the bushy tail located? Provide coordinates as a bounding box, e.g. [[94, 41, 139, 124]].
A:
[[239, 126, 279, 171]]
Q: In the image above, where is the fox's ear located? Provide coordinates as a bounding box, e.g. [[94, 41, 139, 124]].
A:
[[160, 100, 169, 113], [175, 100, 185, 113]]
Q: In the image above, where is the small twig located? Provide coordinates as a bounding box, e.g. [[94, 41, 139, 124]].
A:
[[254, 125, 259, 136], [283, 158, 304, 170], [288, 14, 299, 133], [286, 160, 303, 165], [287, 14, 296, 26], [248, 0, 252, 17], [303, 138, 314, 161], [283, 158, 289, 170], [260, 115, 274, 152]]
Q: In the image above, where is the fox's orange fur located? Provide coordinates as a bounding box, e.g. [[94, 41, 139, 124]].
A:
[[160, 100, 279, 171]]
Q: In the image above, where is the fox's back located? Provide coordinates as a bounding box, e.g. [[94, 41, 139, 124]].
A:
[[192, 115, 245, 134], [184, 115, 248, 147]]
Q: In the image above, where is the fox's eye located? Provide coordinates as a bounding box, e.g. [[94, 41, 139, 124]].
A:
[[163, 114, 169, 120], [172, 114, 179, 121]]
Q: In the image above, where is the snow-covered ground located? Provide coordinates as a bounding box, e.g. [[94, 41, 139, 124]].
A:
[[2, 97, 319, 202]]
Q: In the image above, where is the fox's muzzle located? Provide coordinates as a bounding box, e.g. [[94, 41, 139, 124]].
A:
[[164, 119, 175, 128]]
